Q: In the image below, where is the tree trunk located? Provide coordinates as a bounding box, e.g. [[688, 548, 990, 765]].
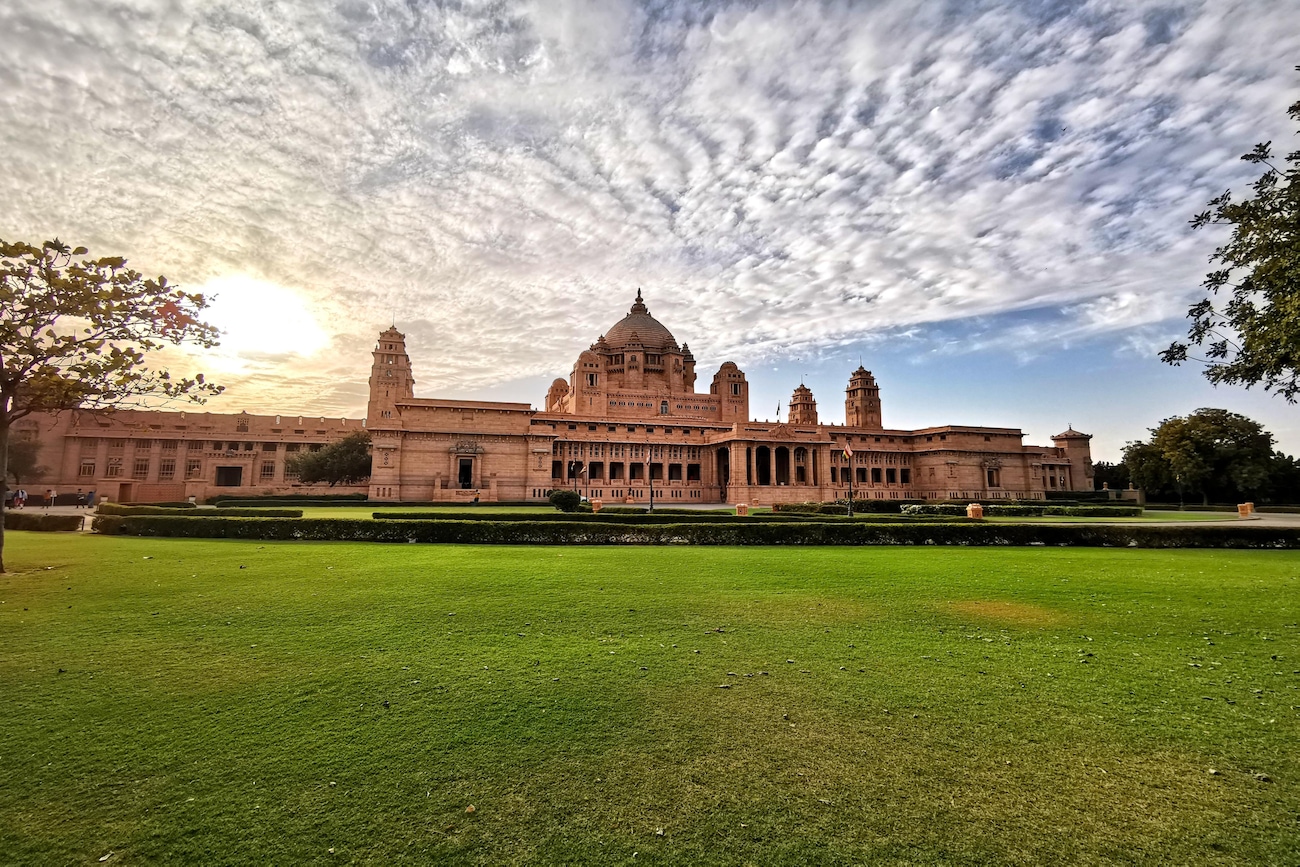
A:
[[0, 422, 9, 574]]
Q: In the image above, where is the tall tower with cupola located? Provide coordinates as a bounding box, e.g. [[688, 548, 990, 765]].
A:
[[844, 366, 882, 429], [367, 327, 415, 426], [789, 383, 818, 425]]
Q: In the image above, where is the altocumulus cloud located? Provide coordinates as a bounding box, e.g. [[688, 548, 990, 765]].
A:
[[1, 0, 1297, 414]]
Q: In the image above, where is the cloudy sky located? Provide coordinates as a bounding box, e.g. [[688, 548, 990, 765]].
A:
[[3, 0, 1298, 460]]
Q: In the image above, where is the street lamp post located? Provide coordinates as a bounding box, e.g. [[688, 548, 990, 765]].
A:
[[646, 455, 655, 512]]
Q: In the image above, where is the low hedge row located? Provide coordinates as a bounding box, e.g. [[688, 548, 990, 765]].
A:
[[1043, 505, 1143, 517], [97, 503, 303, 518], [372, 511, 954, 524], [900, 504, 1144, 518], [902, 504, 967, 516], [5, 512, 84, 531], [90, 515, 1300, 548], [598, 506, 750, 515]]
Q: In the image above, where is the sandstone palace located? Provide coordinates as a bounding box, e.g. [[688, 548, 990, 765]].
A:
[[25, 291, 1092, 505]]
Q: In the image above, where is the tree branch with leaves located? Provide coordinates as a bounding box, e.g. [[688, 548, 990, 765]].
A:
[[1162, 69, 1300, 400], [0, 239, 222, 571]]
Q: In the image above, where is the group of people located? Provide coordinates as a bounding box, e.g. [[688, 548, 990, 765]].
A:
[[5, 488, 96, 508]]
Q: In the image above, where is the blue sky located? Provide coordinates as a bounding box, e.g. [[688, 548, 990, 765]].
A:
[[2, 0, 1298, 461]]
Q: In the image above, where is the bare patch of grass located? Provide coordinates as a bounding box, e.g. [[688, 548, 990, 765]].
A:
[[946, 599, 1069, 627]]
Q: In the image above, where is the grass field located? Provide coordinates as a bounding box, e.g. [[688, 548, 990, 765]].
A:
[[2, 533, 1296, 865]]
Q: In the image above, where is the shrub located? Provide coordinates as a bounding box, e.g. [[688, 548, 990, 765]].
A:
[[91, 516, 1300, 548], [5, 512, 84, 531], [901, 504, 968, 516], [547, 490, 582, 512], [1042, 506, 1142, 518], [372, 511, 941, 525], [983, 505, 1046, 517]]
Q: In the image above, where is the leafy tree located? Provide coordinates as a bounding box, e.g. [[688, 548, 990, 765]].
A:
[[1161, 71, 1300, 400], [0, 239, 221, 572], [1090, 460, 1130, 491], [547, 489, 581, 512], [1122, 409, 1275, 506], [285, 432, 372, 486], [5, 439, 47, 485]]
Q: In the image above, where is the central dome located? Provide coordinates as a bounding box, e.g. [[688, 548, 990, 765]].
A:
[[603, 289, 678, 351]]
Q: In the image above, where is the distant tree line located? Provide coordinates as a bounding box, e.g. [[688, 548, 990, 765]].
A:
[[1103, 408, 1300, 505]]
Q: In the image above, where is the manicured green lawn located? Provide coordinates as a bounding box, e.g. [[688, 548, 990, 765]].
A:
[[2, 534, 1296, 865]]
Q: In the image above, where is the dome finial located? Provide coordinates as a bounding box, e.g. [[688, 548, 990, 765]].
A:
[[630, 287, 648, 314]]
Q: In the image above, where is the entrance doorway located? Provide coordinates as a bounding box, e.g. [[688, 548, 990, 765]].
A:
[[716, 449, 730, 502], [755, 446, 771, 486], [215, 466, 243, 487], [458, 458, 474, 489]]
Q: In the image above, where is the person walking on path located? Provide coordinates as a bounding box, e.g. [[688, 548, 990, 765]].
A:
[[44, 489, 55, 508]]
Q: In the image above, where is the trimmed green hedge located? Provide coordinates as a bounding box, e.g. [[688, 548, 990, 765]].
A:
[[372, 511, 951, 524], [902, 504, 968, 516], [91, 515, 1300, 548], [1042, 505, 1142, 517], [5, 512, 85, 531], [98, 503, 303, 518]]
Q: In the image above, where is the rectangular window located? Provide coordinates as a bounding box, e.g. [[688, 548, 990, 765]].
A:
[[161, 440, 178, 452], [106, 461, 122, 478], [260, 462, 275, 480], [610, 462, 625, 481], [857, 467, 868, 484], [871, 467, 882, 484], [134, 439, 152, 450], [830, 467, 838, 483], [586, 373, 598, 387], [133, 459, 150, 480], [886, 468, 897, 484], [79, 461, 95, 478], [262, 442, 277, 451], [108, 439, 125, 452], [79, 437, 98, 455], [901, 468, 911, 485], [159, 459, 176, 481], [187, 440, 203, 451], [552, 460, 563, 479], [185, 459, 202, 479], [285, 443, 300, 453], [731, 383, 741, 396], [668, 464, 683, 481]]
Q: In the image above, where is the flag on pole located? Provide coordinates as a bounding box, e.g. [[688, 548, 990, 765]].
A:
[[843, 439, 853, 461]]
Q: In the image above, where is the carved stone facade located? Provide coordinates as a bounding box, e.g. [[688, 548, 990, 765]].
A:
[[366, 292, 1094, 505]]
